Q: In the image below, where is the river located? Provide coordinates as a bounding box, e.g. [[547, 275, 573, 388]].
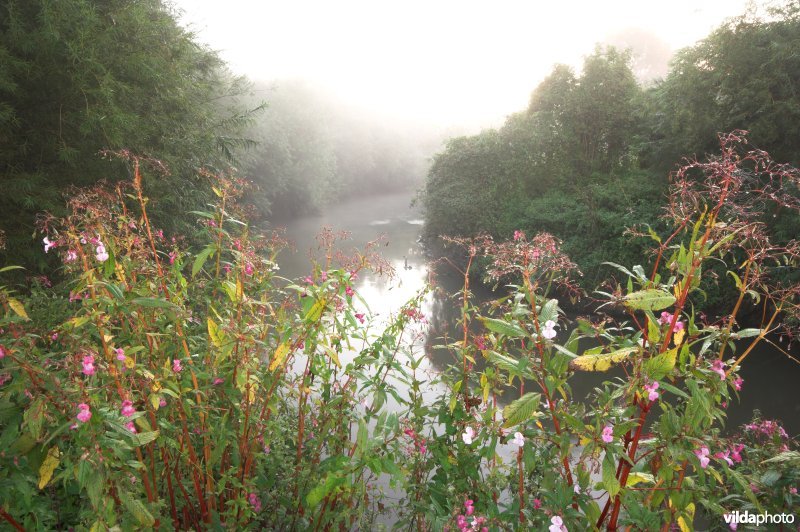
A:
[[274, 191, 800, 436]]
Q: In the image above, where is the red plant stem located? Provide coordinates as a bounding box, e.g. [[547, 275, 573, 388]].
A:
[[0, 508, 25, 532]]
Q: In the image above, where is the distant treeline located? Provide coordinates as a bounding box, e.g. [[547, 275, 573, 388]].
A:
[[0, 0, 442, 275], [421, 2, 800, 307]]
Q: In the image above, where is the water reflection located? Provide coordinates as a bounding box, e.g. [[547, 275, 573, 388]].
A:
[[278, 192, 800, 436]]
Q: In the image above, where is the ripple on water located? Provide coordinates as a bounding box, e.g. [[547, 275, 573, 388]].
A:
[[368, 219, 391, 226]]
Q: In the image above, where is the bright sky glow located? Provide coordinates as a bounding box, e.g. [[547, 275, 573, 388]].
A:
[[172, 0, 752, 129]]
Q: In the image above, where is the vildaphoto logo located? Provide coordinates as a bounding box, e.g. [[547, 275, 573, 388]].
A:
[[724, 510, 796, 528]]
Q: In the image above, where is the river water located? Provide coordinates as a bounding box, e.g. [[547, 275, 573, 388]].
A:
[[274, 191, 800, 436]]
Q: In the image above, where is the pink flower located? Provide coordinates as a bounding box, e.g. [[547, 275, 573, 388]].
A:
[[510, 431, 525, 447], [462, 427, 475, 445], [65, 250, 78, 262], [0, 346, 5, 359], [695, 446, 710, 469], [456, 515, 467, 530], [355, 312, 365, 324], [710, 360, 726, 380], [549, 515, 568, 532], [115, 348, 126, 361], [730, 444, 744, 463], [658, 311, 672, 325], [644, 381, 659, 401], [121, 400, 135, 418], [244, 262, 254, 276], [95, 243, 109, 262], [159, 398, 167, 407], [714, 450, 733, 466], [43, 237, 56, 253], [533, 498, 542, 509], [790, 487, 797, 495], [464, 499, 475, 516], [212, 377, 224, 385], [248, 492, 262, 512], [513, 230, 524, 241], [81, 355, 96, 376], [601, 425, 614, 443], [172, 359, 182, 373], [733, 377, 743, 391], [76, 403, 91, 423], [542, 320, 557, 340], [168, 251, 177, 265], [125, 421, 137, 433]]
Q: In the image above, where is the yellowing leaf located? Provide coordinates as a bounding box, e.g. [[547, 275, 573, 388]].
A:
[[623, 289, 676, 311], [151, 381, 162, 393], [38, 446, 60, 489], [673, 328, 685, 346], [268, 342, 291, 372], [626, 472, 655, 487], [644, 348, 677, 380], [207, 318, 222, 348], [677, 502, 695, 532], [535, 420, 543, 430], [305, 298, 326, 322], [124, 356, 135, 369], [569, 347, 638, 372], [8, 298, 29, 320]]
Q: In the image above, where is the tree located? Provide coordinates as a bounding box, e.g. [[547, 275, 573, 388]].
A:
[[0, 0, 257, 271]]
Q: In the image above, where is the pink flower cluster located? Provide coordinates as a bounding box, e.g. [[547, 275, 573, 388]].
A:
[[76, 403, 91, 423], [121, 400, 136, 417], [248, 492, 262, 513], [644, 381, 659, 402], [455, 499, 487, 532], [81, 355, 96, 376], [657, 311, 684, 332], [744, 419, 789, 439], [601, 425, 614, 443], [710, 359, 726, 380], [549, 515, 568, 532], [403, 427, 428, 455]]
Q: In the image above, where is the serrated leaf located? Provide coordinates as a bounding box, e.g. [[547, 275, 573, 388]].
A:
[[38, 446, 60, 489], [502, 392, 541, 428], [570, 347, 638, 372], [644, 349, 677, 380], [480, 317, 527, 337], [8, 298, 29, 320], [305, 298, 326, 322], [131, 430, 159, 447], [677, 502, 695, 532], [603, 453, 620, 498], [120, 492, 155, 527], [268, 342, 291, 371], [623, 289, 676, 311]]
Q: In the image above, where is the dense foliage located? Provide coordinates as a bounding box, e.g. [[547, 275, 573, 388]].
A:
[[0, 0, 258, 272], [1, 134, 799, 530], [422, 3, 800, 294]]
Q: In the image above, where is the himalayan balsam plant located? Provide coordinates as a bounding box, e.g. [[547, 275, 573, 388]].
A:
[[0, 132, 798, 531]]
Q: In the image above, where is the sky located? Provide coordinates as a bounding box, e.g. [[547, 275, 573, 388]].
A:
[[171, 0, 752, 130]]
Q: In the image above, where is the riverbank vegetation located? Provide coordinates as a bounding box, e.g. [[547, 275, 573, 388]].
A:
[[1, 0, 800, 529], [1, 134, 798, 530], [422, 2, 800, 308]]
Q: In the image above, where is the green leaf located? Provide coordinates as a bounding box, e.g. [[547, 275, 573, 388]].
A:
[[119, 491, 155, 527], [480, 317, 527, 337], [570, 347, 638, 372], [131, 430, 160, 447], [130, 297, 177, 310], [192, 244, 216, 278], [603, 453, 621, 498], [644, 349, 677, 380], [623, 289, 676, 311], [502, 392, 541, 428]]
